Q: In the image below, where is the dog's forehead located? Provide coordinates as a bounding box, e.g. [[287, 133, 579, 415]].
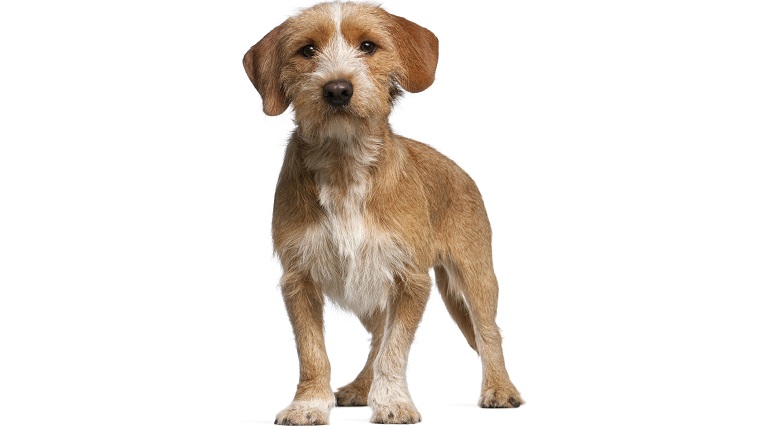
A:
[[285, 2, 391, 44]]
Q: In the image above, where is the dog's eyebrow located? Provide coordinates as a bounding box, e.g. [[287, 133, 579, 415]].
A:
[[284, 23, 334, 51], [339, 16, 392, 46]]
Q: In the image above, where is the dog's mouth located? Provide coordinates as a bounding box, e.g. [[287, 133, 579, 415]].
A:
[[324, 103, 354, 116], [322, 97, 365, 119]]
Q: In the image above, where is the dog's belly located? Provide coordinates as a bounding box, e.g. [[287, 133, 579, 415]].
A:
[[297, 219, 406, 316]]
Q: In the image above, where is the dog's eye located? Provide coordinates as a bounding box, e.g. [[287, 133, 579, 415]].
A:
[[301, 44, 317, 58], [359, 41, 376, 55]]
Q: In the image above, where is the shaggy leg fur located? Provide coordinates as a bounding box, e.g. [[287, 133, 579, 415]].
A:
[[275, 276, 335, 425], [368, 273, 431, 424], [335, 311, 385, 406]]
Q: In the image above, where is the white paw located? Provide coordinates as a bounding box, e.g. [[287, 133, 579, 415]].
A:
[[368, 376, 420, 424], [274, 399, 334, 426], [370, 401, 421, 424]]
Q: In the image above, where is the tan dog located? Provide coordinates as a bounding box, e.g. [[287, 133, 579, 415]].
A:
[[243, 1, 522, 425]]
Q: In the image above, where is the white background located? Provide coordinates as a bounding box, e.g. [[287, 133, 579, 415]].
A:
[[1, 1, 759, 429]]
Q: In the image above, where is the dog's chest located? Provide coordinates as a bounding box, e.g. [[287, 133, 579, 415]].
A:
[[297, 179, 405, 316]]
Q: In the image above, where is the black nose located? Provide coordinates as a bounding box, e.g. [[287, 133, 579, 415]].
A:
[[322, 80, 353, 106]]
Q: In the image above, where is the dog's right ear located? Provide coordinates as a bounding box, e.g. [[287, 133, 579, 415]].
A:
[[243, 24, 289, 116]]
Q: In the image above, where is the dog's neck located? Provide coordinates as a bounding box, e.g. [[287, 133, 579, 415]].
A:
[[296, 118, 392, 187]]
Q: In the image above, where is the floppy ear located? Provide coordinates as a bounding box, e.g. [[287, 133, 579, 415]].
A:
[[243, 23, 289, 116], [389, 14, 439, 93]]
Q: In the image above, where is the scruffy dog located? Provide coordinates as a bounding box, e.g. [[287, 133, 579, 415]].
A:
[[243, 1, 522, 425]]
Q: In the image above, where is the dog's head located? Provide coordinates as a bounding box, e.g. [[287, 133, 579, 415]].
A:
[[243, 2, 438, 137]]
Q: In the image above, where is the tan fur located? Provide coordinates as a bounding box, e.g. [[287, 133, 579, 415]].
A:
[[243, 1, 522, 425]]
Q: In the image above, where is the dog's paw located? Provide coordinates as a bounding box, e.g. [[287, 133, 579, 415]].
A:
[[335, 383, 369, 406], [274, 400, 332, 426], [479, 384, 523, 408], [370, 402, 421, 424]]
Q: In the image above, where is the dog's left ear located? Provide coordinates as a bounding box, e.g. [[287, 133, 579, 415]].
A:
[[243, 23, 289, 116], [389, 14, 439, 93]]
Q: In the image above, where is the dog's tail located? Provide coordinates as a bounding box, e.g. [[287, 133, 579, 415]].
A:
[[434, 266, 478, 352]]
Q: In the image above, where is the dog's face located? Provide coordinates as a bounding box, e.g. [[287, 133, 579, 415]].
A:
[[243, 2, 438, 139]]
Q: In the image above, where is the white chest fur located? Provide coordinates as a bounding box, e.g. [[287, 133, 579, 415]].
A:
[[295, 176, 406, 316]]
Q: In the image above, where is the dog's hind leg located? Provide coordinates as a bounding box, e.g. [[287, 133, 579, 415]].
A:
[[442, 257, 523, 408], [335, 310, 385, 406], [434, 265, 477, 351]]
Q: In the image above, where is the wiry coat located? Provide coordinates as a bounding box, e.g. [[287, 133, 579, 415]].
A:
[[243, 1, 521, 425]]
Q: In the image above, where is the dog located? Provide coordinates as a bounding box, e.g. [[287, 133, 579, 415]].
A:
[[243, 1, 522, 425]]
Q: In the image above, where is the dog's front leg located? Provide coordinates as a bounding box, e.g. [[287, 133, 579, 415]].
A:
[[368, 272, 431, 424], [275, 274, 335, 426]]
